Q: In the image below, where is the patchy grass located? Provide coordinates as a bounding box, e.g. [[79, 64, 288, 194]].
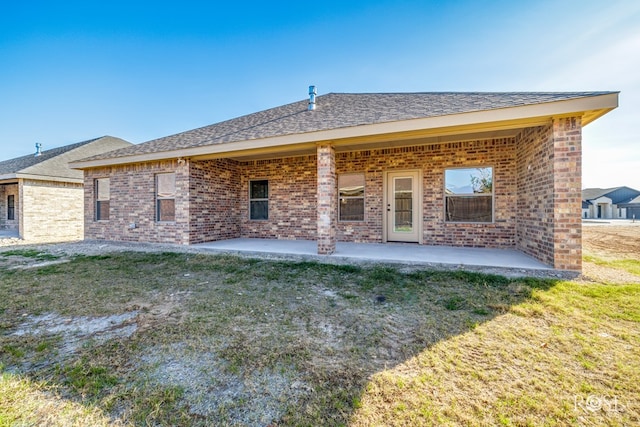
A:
[[0, 371, 120, 426], [584, 254, 640, 277], [0, 248, 60, 261], [0, 250, 638, 426], [350, 280, 640, 426]]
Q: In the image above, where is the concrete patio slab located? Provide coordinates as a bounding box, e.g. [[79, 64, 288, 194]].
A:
[[193, 238, 549, 270]]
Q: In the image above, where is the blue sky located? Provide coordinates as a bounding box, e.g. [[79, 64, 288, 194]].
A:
[[1, 0, 638, 189]]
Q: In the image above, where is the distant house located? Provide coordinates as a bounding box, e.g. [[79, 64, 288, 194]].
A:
[[581, 186, 640, 219], [618, 195, 640, 220], [0, 136, 131, 241], [71, 89, 619, 271]]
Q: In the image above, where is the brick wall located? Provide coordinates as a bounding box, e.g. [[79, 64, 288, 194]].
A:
[[336, 138, 518, 248], [80, 128, 582, 270], [515, 118, 582, 271], [84, 160, 190, 244], [317, 144, 337, 254], [238, 155, 318, 240], [189, 159, 241, 243], [551, 117, 582, 271], [0, 183, 19, 231], [20, 179, 84, 241], [515, 125, 555, 266]]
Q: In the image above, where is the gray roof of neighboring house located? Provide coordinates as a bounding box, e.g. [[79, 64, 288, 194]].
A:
[[80, 91, 616, 162], [621, 195, 640, 205], [582, 186, 640, 204], [0, 136, 132, 181], [582, 187, 622, 201]]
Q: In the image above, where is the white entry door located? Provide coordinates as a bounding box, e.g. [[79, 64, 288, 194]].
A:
[[386, 171, 420, 243]]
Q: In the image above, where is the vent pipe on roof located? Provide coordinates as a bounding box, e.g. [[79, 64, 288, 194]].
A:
[[34, 143, 42, 157], [308, 85, 317, 111]]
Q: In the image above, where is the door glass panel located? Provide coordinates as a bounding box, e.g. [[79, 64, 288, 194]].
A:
[[394, 177, 413, 232]]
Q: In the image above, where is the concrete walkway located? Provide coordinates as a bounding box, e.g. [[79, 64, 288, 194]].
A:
[[194, 238, 549, 270]]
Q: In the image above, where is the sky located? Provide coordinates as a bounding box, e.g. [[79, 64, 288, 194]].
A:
[[0, 0, 638, 189]]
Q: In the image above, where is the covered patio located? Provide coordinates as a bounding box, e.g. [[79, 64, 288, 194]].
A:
[[193, 238, 549, 271]]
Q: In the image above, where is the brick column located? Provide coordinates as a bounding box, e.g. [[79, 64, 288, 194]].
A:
[[317, 144, 336, 254], [552, 116, 582, 271]]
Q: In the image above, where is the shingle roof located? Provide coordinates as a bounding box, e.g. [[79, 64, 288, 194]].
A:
[[81, 91, 615, 162], [582, 187, 623, 201], [582, 186, 640, 204], [0, 139, 95, 175], [628, 195, 640, 204], [0, 136, 131, 180]]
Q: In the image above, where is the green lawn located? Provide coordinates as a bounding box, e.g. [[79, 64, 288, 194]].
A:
[[0, 249, 638, 426]]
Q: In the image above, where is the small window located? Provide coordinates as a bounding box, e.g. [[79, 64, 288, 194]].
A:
[[7, 195, 15, 221], [156, 173, 176, 222], [445, 167, 493, 222], [95, 178, 110, 220], [339, 173, 365, 221], [249, 180, 268, 220]]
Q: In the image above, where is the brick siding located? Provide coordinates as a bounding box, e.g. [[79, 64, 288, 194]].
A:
[[515, 118, 582, 271], [238, 155, 318, 240], [189, 159, 241, 243], [82, 125, 582, 270], [20, 179, 84, 241], [336, 138, 518, 247], [84, 160, 190, 244], [317, 145, 337, 254]]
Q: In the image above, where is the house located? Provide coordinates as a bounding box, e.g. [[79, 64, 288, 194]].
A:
[[581, 186, 640, 219], [618, 194, 640, 220], [70, 89, 619, 271], [0, 136, 132, 241]]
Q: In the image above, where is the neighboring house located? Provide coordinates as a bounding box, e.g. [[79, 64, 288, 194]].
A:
[[581, 186, 640, 219], [618, 194, 640, 220], [70, 90, 619, 271], [0, 136, 132, 241]]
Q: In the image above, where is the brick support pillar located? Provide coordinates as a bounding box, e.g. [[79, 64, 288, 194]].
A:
[[552, 116, 582, 271], [317, 144, 336, 255]]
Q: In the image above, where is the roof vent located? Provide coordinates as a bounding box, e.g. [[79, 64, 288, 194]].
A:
[[308, 85, 317, 111], [34, 143, 42, 157]]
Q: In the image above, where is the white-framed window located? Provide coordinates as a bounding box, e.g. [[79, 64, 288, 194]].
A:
[[156, 173, 176, 222], [339, 173, 365, 221], [444, 167, 493, 223], [249, 180, 268, 220], [95, 178, 110, 221]]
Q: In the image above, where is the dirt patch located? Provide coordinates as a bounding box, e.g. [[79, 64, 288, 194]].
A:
[[140, 343, 307, 424], [580, 261, 640, 284], [10, 312, 138, 370], [583, 224, 640, 260], [127, 290, 192, 333]]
